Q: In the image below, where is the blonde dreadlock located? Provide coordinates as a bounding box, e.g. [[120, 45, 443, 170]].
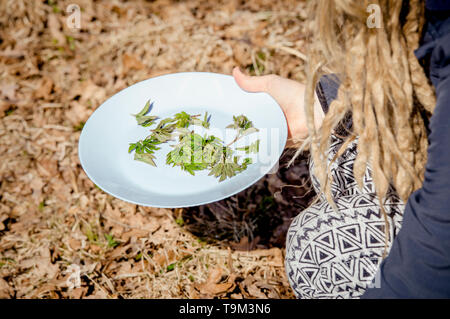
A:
[[293, 0, 435, 242]]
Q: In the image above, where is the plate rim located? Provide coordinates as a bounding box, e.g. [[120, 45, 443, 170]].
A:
[[78, 71, 288, 208]]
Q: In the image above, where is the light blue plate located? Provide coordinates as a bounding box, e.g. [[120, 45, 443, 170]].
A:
[[78, 72, 287, 208]]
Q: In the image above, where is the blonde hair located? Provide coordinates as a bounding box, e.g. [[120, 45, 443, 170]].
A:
[[292, 0, 435, 244]]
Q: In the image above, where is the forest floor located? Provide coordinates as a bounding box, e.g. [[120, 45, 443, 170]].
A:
[[0, 0, 314, 298]]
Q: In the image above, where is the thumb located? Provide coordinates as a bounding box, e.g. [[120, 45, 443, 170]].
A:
[[232, 66, 300, 112], [232, 66, 275, 93]]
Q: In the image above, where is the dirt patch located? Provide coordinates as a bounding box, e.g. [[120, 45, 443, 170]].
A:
[[180, 149, 315, 250]]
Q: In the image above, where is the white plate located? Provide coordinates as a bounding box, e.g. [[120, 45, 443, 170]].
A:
[[78, 72, 287, 208]]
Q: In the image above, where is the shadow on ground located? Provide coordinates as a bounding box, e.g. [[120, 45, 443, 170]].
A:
[[175, 150, 316, 250]]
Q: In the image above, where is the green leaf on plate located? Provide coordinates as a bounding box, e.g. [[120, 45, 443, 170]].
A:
[[134, 152, 156, 166]]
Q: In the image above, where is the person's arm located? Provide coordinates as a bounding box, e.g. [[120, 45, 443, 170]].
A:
[[362, 31, 450, 298]]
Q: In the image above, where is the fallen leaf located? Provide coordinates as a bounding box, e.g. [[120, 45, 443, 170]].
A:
[[72, 79, 106, 106], [36, 155, 58, 177], [28, 176, 45, 203], [120, 228, 149, 241], [230, 236, 260, 251], [66, 101, 91, 125], [47, 14, 66, 45], [34, 77, 53, 100], [89, 244, 101, 254], [206, 266, 223, 284], [19, 248, 59, 280], [67, 287, 88, 299], [0, 83, 18, 101], [194, 267, 236, 296], [0, 278, 13, 298], [68, 238, 81, 250], [153, 249, 176, 267], [122, 53, 145, 75]]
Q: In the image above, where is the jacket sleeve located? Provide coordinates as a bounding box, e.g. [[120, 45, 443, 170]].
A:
[[362, 29, 450, 298]]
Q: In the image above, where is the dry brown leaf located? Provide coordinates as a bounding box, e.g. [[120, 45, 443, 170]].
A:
[[67, 287, 88, 299], [0, 213, 7, 231], [115, 261, 133, 276], [0, 100, 11, 115], [232, 44, 252, 66], [246, 283, 267, 299], [89, 244, 101, 254], [252, 21, 269, 47], [120, 228, 150, 241], [106, 244, 132, 260], [36, 155, 58, 178], [207, 266, 223, 284], [84, 289, 108, 299], [66, 101, 92, 125], [34, 77, 54, 100], [122, 53, 145, 75], [255, 281, 280, 299], [194, 267, 237, 296], [0, 83, 18, 101], [47, 14, 66, 45], [30, 176, 45, 200], [231, 236, 260, 251], [19, 248, 59, 280], [72, 79, 106, 106], [32, 283, 60, 298], [153, 249, 176, 267], [50, 178, 72, 202], [141, 207, 170, 217], [68, 238, 81, 250], [10, 203, 27, 218], [203, 281, 235, 295], [251, 247, 284, 266], [0, 278, 13, 298]]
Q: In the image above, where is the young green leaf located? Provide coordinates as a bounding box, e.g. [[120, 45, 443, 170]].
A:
[[128, 143, 137, 153], [134, 153, 156, 166], [236, 140, 260, 154], [135, 100, 151, 117], [129, 102, 259, 181], [226, 115, 259, 146], [136, 115, 158, 127], [173, 111, 192, 128], [133, 100, 159, 127], [241, 127, 259, 137]]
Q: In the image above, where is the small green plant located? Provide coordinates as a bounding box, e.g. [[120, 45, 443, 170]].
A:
[[66, 35, 75, 50], [166, 263, 176, 272], [38, 200, 46, 212], [47, 0, 61, 13], [4, 106, 16, 116], [85, 226, 98, 243], [74, 121, 85, 131], [175, 216, 184, 227], [105, 234, 119, 248], [127, 101, 260, 182]]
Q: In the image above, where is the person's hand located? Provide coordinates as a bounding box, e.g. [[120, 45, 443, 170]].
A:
[[232, 67, 324, 147]]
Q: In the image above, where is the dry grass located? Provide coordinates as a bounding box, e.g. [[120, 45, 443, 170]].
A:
[[0, 0, 312, 298]]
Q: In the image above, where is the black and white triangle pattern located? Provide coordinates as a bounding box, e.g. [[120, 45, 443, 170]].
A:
[[285, 135, 405, 299]]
